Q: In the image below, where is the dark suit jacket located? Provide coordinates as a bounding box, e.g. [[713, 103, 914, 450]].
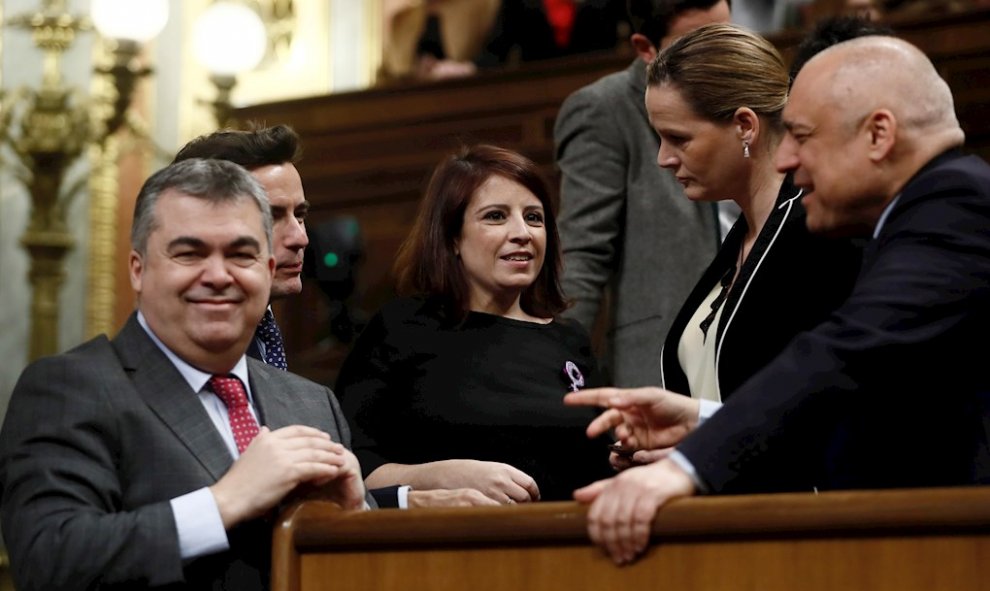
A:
[[0, 314, 368, 591], [677, 149, 990, 493], [661, 177, 862, 401]]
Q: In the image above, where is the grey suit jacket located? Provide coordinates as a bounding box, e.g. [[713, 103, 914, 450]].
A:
[[0, 314, 367, 591], [554, 59, 719, 387]]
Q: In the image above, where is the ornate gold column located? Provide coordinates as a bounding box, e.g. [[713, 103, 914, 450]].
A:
[[6, 1, 91, 361], [85, 136, 119, 339], [1, 1, 164, 358]]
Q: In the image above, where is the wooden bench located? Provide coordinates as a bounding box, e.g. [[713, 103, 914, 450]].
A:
[[271, 486, 990, 591]]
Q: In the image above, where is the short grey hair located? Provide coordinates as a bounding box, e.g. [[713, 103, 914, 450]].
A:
[[131, 158, 273, 255]]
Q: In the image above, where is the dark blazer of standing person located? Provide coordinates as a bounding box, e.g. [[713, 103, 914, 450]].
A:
[[0, 159, 368, 591]]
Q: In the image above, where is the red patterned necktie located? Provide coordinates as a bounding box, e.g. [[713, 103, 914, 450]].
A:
[[209, 375, 260, 454]]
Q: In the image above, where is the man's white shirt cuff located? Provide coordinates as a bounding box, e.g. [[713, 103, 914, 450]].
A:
[[171, 487, 229, 560], [397, 485, 412, 509], [668, 450, 710, 494]]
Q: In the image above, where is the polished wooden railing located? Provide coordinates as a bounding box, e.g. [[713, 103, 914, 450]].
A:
[[272, 486, 990, 591]]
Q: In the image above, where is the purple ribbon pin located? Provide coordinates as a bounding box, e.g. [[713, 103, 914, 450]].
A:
[[564, 361, 585, 392]]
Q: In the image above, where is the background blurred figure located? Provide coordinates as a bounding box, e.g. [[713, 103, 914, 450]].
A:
[[787, 15, 893, 81], [336, 145, 613, 505], [568, 34, 990, 565], [734, 0, 828, 33], [477, 0, 628, 66], [382, 0, 499, 80], [844, 0, 884, 20], [554, 0, 731, 388], [382, 0, 628, 81]]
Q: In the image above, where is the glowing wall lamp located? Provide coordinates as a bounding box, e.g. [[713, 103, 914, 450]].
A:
[[0, 0, 168, 361], [193, 1, 268, 128]]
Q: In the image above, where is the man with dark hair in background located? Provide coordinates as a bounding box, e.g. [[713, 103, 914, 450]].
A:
[[554, 0, 732, 388]]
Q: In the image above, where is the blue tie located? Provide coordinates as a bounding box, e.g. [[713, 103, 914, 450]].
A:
[[255, 309, 288, 370]]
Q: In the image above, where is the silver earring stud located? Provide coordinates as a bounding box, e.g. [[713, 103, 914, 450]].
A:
[[743, 141, 751, 159]]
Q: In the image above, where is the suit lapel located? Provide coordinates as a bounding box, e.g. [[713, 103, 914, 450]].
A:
[[716, 179, 801, 342], [113, 314, 234, 481]]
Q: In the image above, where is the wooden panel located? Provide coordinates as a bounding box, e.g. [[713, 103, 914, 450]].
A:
[[294, 538, 988, 591], [236, 8, 990, 386], [271, 486, 990, 591]]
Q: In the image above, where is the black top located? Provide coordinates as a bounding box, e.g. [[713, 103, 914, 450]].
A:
[[661, 176, 863, 403], [336, 297, 613, 501]]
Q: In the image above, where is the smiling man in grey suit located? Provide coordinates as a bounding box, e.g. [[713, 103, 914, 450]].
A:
[[0, 158, 368, 591]]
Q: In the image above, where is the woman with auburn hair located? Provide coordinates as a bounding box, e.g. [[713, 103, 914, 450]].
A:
[[336, 144, 612, 506]]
